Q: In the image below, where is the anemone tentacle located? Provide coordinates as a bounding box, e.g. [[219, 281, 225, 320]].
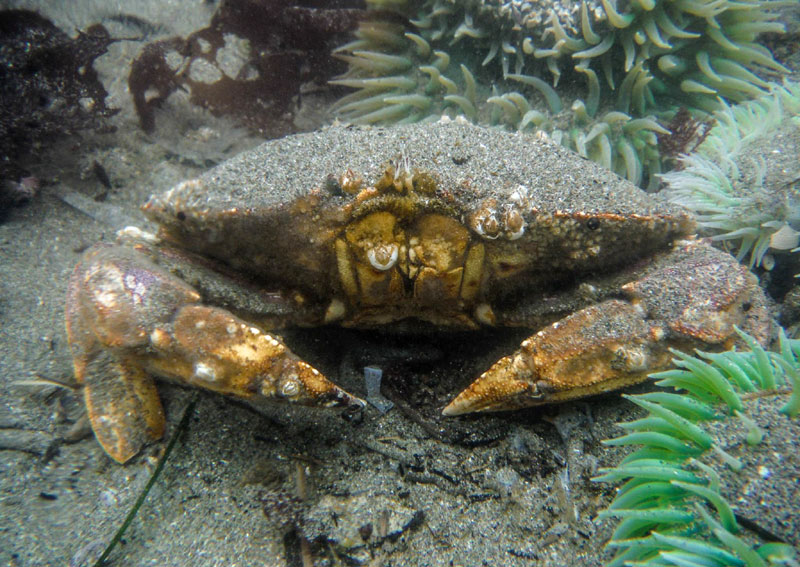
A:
[[662, 81, 800, 269], [595, 328, 800, 566], [333, 0, 787, 187]]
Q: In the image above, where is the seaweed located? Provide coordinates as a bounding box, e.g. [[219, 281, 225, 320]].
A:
[[128, 0, 366, 138], [89, 397, 197, 567], [0, 10, 115, 184]]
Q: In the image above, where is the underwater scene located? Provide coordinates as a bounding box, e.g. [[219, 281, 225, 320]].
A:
[[0, 0, 799, 565]]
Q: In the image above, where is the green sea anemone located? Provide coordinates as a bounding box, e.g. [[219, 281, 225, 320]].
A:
[[594, 328, 800, 566], [661, 81, 800, 269], [332, 0, 788, 186]]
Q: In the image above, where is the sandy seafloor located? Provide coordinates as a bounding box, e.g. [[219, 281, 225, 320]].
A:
[[1, 1, 799, 566]]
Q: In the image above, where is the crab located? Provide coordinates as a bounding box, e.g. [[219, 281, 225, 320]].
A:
[[66, 121, 770, 463]]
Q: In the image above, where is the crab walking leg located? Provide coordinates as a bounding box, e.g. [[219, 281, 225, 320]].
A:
[[80, 350, 167, 463], [67, 244, 364, 463], [444, 240, 769, 416]]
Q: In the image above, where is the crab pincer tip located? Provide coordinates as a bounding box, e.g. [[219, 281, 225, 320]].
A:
[[442, 354, 544, 416], [329, 387, 367, 411]]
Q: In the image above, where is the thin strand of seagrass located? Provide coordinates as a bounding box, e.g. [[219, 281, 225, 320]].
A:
[[92, 396, 198, 567]]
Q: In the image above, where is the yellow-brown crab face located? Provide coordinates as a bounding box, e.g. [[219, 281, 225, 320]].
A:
[[334, 193, 485, 326]]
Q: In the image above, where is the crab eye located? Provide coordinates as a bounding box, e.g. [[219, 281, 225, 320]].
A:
[[586, 217, 600, 230]]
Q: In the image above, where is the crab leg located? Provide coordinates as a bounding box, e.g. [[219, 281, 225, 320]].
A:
[[67, 244, 363, 463], [80, 351, 166, 463], [444, 240, 770, 416]]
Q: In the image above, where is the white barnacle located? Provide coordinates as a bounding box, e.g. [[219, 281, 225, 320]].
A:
[[578, 282, 599, 300], [339, 169, 362, 194], [193, 362, 217, 383], [503, 208, 526, 240], [280, 377, 300, 398], [92, 265, 125, 309], [511, 353, 530, 374], [150, 328, 171, 349], [649, 326, 665, 342], [506, 226, 525, 240], [116, 226, 159, 245], [368, 243, 399, 271], [619, 346, 648, 372], [474, 211, 500, 239], [509, 184, 529, 204], [123, 273, 147, 305]]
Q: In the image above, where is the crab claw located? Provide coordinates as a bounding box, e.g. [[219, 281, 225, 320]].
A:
[[444, 241, 769, 417], [443, 301, 669, 416], [150, 304, 365, 412], [67, 244, 363, 463]]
